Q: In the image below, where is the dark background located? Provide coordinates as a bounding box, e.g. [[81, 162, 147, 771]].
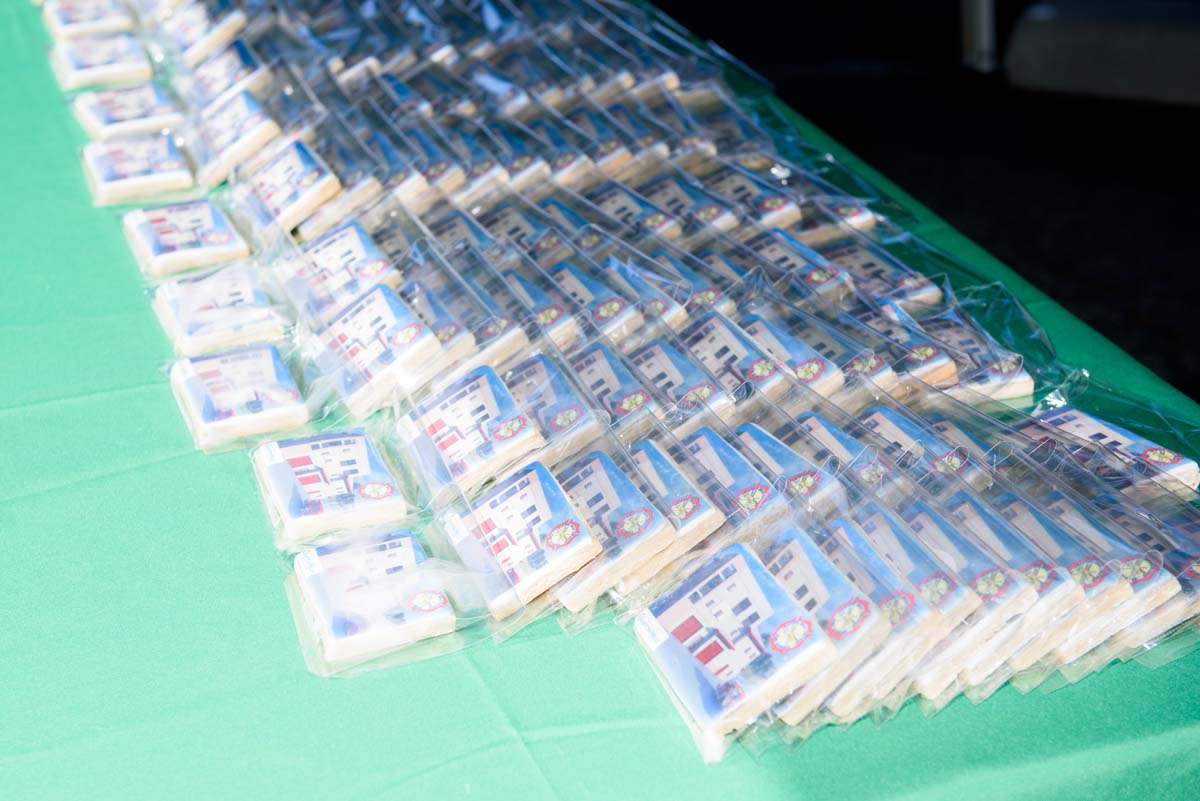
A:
[[651, 0, 1200, 401]]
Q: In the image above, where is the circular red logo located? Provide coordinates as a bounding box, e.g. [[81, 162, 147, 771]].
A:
[[827, 598, 871, 639], [544, 520, 581, 549], [769, 616, 813, 653]]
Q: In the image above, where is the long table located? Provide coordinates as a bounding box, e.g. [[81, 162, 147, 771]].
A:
[[3, 5, 1200, 800]]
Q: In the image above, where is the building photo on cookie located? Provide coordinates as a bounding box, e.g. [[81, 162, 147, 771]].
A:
[[3, 2, 1200, 800]]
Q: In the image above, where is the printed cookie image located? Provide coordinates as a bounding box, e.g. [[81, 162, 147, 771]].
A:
[[634, 542, 836, 761], [762, 527, 891, 726], [409, 365, 545, 496], [51, 33, 151, 91], [730, 422, 849, 518], [614, 438, 726, 596], [570, 341, 661, 427], [170, 344, 309, 451], [245, 141, 342, 233], [281, 221, 397, 323], [195, 90, 282, 188], [505, 353, 603, 465], [629, 338, 735, 435], [817, 517, 949, 717], [72, 83, 184, 141], [738, 313, 846, 398], [1035, 406, 1200, 491], [124, 198, 249, 277], [150, 263, 289, 356], [252, 429, 408, 547], [444, 462, 599, 620], [160, 0, 248, 68], [314, 285, 445, 419], [44, 0, 134, 41], [290, 529, 456, 672], [81, 133, 194, 205], [554, 450, 675, 612], [683, 427, 788, 530], [679, 312, 791, 403]]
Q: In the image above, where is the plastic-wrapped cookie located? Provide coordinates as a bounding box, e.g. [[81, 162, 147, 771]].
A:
[[445, 461, 599, 620], [280, 220, 397, 323], [170, 344, 310, 450], [1034, 406, 1200, 491], [151, 263, 289, 356], [404, 364, 546, 496], [313, 284, 444, 418], [289, 529, 457, 671], [244, 140, 342, 233], [43, 0, 133, 40], [253, 429, 408, 547], [195, 90, 282, 188], [160, 0, 248, 68], [553, 449, 675, 613], [613, 437, 726, 596], [72, 83, 185, 141], [124, 198, 249, 277], [187, 39, 271, 111], [81, 133, 194, 205], [51, 33, 152, 91], [634, 542, 837, 762]]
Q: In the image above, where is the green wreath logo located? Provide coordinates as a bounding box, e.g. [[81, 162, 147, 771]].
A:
[[1141, 447, 1182, 466], [681, 382, 715, 408], [908, 344, 941, 364], [1022, 560, 1055, 592], [492, 416, 527, 441], [593, 297, 626, 321], [549, 405, 582, 431], [1121, 555, 1158, 584], [847, 353, 885, 376], [794, 358, 826, 382], [616, 390, 650, 414]]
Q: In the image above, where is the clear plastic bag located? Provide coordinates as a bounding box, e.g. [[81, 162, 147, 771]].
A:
[[284, 524, 507, 675], [251, 426, 416, 550], [81, 131, 200, 206], [43, 0, 135, 42], [166, 339, 319, 453], [50, 32, 154, 92], [70, 81, 186, 141]]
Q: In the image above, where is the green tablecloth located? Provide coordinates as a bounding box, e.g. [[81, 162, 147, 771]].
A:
[[4, 7, 1200, 800]]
